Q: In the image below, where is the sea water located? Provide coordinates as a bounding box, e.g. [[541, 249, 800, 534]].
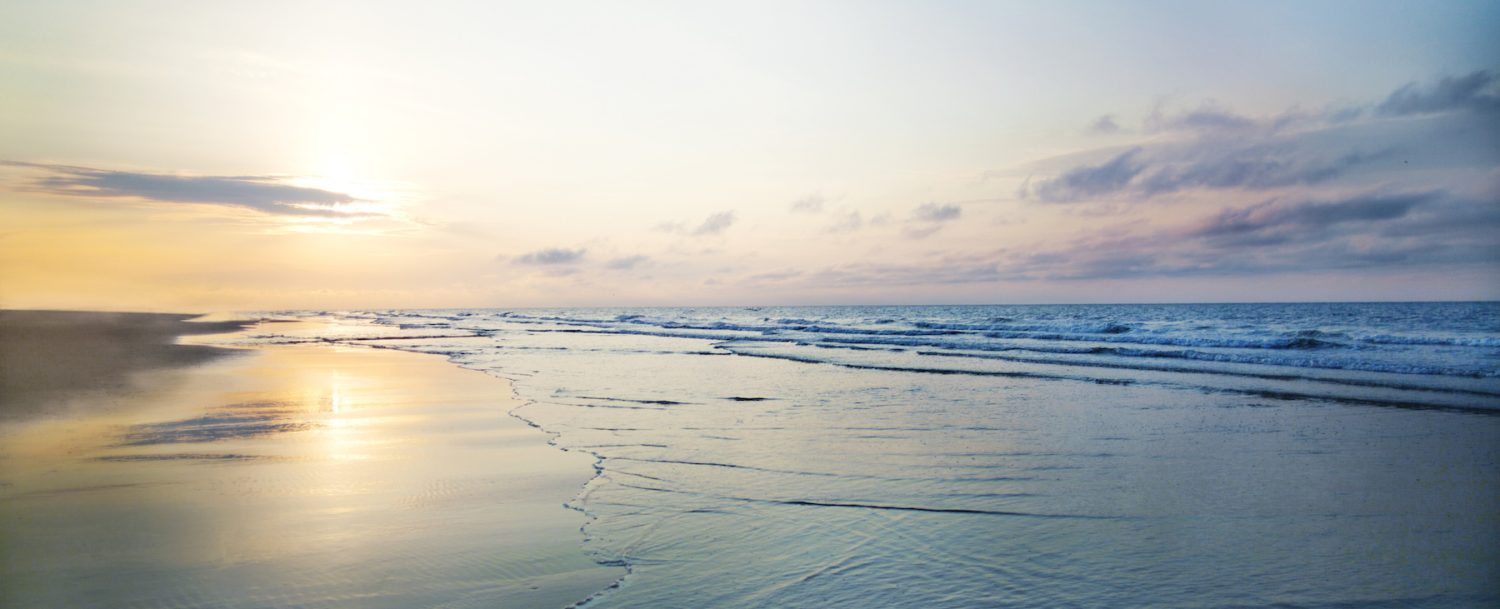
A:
[[242, 302, 1500, 608]]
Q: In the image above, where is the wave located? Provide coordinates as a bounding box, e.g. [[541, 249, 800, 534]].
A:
[[1100, 346, 1498, 378], [1354, 334, 1500, 347], [914, 320, 1132, 334], [721, 345, 1500, 413], [415, 310, 1495, 353], [347, 306, 1500, 382], [916, 349, 1500, 395], [810, 331, 1346, 353], [472, 313, 1353, 351], [981, 331, 1341, 350]]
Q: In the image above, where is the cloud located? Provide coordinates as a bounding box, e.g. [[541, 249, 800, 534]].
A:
[[911, 203, 962, 222], [1190, 191, 1434, 240], [657, 211, 738, 236], [1024, 72, 1500, 204], [902, 225, 943, 240], [1047, 190, 1498, 278], [1030, 148, 1144, 202], [792, 73, 1500, 289], [1088, 114, 1121, 134], [1144, 103, 1263, 133], [823, 210, 864, 234], [1136, 148, 1393, 196], [1377, 70, 1500, 117], [789, 194, 825, 213], [514, 247, 586, 265], [605, 255, 650, 270], [897, 203, 963, 239], [691, 210, 737, 236], [1139, 71, 1500, 136], [1031, 147, 1393, 202], [653, 210, 739, 237], [796, 189, 1497, 287], [4, 161, 372, 218], [746, 269, 803, 283], [1326, 105, 1365, 123]]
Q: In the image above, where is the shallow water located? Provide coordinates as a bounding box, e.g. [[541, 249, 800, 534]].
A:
[[246, 303, 1500, 608]]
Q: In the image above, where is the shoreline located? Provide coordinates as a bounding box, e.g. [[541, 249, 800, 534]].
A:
[[0, 311, 622, 608]]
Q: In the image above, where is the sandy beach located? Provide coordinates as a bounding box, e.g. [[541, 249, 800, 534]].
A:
[[0, 310, 254, 423], [3, 5, 1495, 607], [0, 312, 620, 608]]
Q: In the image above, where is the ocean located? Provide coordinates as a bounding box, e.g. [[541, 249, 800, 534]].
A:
[[241, 302, 1500, 608]]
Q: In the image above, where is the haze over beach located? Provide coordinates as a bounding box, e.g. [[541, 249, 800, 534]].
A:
[[2, 2, 1499, 609]]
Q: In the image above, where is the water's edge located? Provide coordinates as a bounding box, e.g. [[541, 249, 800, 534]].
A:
[[327, 337, 637, 608]]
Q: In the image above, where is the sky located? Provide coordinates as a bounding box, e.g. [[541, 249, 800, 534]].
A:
[[1, 0, 1497, 310]]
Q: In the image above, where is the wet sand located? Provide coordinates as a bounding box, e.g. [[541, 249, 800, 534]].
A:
[[0, 310, 252, 422], [0, 314, 621, 608]]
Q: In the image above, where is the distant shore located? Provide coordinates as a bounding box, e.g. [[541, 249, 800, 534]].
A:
[[0, 310, 619, 608]]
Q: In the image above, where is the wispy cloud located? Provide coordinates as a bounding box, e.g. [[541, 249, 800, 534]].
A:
[[605, 254, 650, 270], [3, 161, 378, 218], [789, 193, 825, 213], [1029, 146, 1393, 202], [911, 203, 962, 222], [901, 203, 963, 239], [693, 211, 737, 235], [1145, 103, 1261, 133], [1088, 114, 1121, 134], [1135, 71, 1499, 136], [1137, 148, 1393, 196], [514, 247, 586, 265], [1190, 191, 1435, 241], [746, 269, 804, 283], [1029, 149, 1144, 202], [823, 210, 864, 234], [1377, 70, 1500, 117], [658, 210, 738, 236]]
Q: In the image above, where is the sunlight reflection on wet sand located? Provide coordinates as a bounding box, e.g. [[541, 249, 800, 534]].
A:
[[0, 338, 621, 609]]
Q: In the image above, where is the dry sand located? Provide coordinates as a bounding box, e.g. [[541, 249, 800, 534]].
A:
[[0, 312, 621, 608]]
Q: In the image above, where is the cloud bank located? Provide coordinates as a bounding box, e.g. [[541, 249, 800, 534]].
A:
[[760, 72, 1499, 292]]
